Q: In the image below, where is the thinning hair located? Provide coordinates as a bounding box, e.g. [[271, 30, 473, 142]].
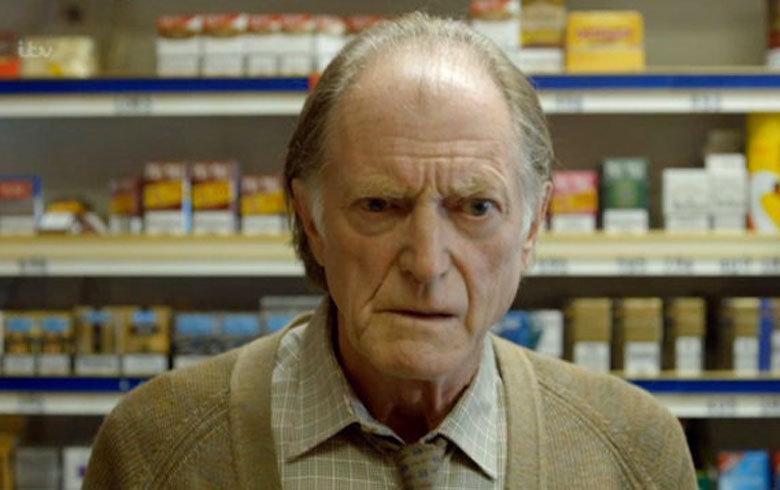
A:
[[283, 12, 554, 291]]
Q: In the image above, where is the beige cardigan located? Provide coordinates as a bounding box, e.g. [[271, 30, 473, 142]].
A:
[[84, 311, 696, 489]]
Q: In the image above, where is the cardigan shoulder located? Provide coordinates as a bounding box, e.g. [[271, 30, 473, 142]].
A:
[[524, 349, 696, 489], [83, 343, 248, 489]]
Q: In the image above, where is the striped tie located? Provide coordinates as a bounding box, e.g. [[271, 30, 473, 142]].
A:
[[393, 437, 449, 489]]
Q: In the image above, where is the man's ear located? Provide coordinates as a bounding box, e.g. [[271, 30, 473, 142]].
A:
[[291, 179, 326, 266], [521, 181, 552, 270]]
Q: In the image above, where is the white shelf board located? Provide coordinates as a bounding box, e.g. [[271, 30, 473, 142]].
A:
[[0, 392, 120, 415], [0, 233, 776, 277]]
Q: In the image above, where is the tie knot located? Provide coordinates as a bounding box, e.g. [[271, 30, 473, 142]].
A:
[[394, 437, 449, 489]]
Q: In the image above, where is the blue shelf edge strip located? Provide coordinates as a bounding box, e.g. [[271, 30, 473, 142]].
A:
[[4, 74, 780, 95], [630, 378, 780, 394], [0, 377, 147, 393], [0, 377, 779, 395]]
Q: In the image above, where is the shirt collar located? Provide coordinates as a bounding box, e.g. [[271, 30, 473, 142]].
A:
[[285, 297, 502, 480]]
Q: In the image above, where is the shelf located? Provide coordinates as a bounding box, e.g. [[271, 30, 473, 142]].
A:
[[0, 375, 778, 417], [4, 73, 780, 116], [0, 233, 776, 277]]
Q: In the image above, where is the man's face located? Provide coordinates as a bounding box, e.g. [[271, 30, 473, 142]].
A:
[[296, 50, 542, 381]]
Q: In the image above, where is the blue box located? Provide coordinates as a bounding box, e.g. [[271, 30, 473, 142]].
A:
[[719, 451, 770, 490]]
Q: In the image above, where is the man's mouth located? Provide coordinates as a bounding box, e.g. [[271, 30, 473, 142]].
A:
[[387, 309, 456, 320]]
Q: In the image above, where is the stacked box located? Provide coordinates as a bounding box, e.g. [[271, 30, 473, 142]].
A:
[[746, 114, 780, 232], [279, 15, 315, 76], [2, 312, 38, 375], [469, 0, 521, 53], [706, 153, 748, 231], [314, 15, 347, 72], [122, 307, 171, 376], [493, 310, 534, 347], [663, 168, 710, 231], [260, 296, 323, 334], [529, 310, 564, 358], [173, 312, 221, 369], [518, 0, 565, 73], [74, 307, 121, 376], [613, 298, 662, 376], [665, 298, 706, 376], [241, 174, 287, 234], [718, 451, 771, 490], [20, 36, 97, 78], [565, 11, 645, 72], [720, 298, 761, 376], [551, 170, 598, 232], [38, 312, 73, 375], [0, 32, 20, 78], [143, 162, 191, 235], [192, 161, 240, 235], [0, 176, 43, 235], [344, 15, 384, 42], [156, 15, 203, 77], [109, 177, 143, 235], [62, 447, 91, 490], [202, 14, 247, 77], [15, 447, 60, 490], [774, 452, 780, 490], [601, 158, 649, 233], [244, 14, 283, 76], [222, 313, 261, 350], [0, 434, 14, 490], [760, 298, 780, 374], [566, 298, 612, 373]]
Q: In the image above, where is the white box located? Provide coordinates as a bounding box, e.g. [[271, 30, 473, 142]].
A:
[[202, 14, 248, 77], [663, 168, 710, 231], [603, 209, 649, 233], [279, 15, 315, 76], [624, 341, 661, 376], [733, 336, 759, 376], [675, 336, 703, 377], [244, 15, 284, 77], [530, 310, 563, 358], [16, 447, 60, 489], [122, 353, 168, 376], [173, 355, 211, 370], [2, 354, 35, 375], [573, 341, 610, 373], [706, 153, 748, 231], [156, 16, 203, 77], [62, 447, 91, 490], [74, 354, 120, 376], [512, 48, 564, 73], [314, 15, 347, 72], [469, 0, 521, 52], [38, 354, 71, 375], [551, 214, 596, 233]]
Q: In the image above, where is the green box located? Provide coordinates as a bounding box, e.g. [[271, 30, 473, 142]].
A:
[[602, 158, 649, 209]]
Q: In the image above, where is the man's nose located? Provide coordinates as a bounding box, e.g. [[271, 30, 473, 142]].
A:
[[398, 203, 451, 284]]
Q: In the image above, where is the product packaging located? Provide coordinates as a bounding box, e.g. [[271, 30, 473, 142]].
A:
[[2, 312, 37, 375], [566, 298, 612, 373], [73, 307, 121, 376], [529, 309, 564, 358], [156, 15, 203, 77], [601, 158, 649, 233], [240, 174, 287, 234], [662, 168, 710, 232], [551, 170, 599, 232], [244, 14, 283, 76], [143, 162, 191, 235], [121, 306, 171, 376], [260, 296, 323, 334], [15, 447, 60, 490], [720, 298, 761, 376], [20, 36, 97, 78], [718, 451, 771, 490], [201, 13, 247, 77], [173, 312, 221, 369], [768, 0, 780, 69], [759, 298, 779, 374], [0, 32, 20, 78], [0, 176, 43, 235], [109, 177, 143, 235], [38, 312, 73, 375], [279, 14, 315, 76], [493, 310, 535, 347], [706, 153, 748, 231], [38, 200, 107, 235], [192, 160, 240, 235], [314, 15, 347, 72], [613, 298, 662, 376], [62, 446, 91, 490], [518, 0, 566, 73], [746, 114, 780, 232], [565, 11, 645, 72], [664, 298, 706, 376], [222, 312, 262, 350], [469, 0, 521, 53]]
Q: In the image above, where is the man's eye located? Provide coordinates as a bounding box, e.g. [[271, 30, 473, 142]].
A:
[[462, 198, 495, 217], [360, 198, 389, 213]]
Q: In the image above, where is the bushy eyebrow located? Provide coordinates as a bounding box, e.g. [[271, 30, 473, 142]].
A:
[[343, 171, 509, 202]]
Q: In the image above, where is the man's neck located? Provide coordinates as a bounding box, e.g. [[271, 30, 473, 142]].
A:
[[334, 319, 482, 443]]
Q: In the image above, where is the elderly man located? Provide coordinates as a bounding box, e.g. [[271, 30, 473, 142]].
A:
[[85, 13, 696, 489]]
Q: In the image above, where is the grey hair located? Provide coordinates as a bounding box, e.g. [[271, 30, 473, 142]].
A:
[[284, 12, 554, 291]]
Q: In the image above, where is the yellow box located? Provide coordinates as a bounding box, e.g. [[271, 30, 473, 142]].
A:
[[566, 11, 645, 73], [522, 0, 567, 48]]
